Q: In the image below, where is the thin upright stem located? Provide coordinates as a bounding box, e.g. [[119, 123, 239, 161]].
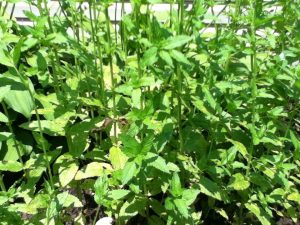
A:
[[105, 5, 117, 142], [13, 67, 54, 188], [176, 0, 184, 153], [247, 0, 258, 175]]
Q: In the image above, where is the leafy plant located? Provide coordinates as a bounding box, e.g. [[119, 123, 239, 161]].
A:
[[0, 0, 299, 224]]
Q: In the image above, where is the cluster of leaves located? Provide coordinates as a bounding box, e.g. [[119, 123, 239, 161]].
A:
[[0, 0, 300, 224]]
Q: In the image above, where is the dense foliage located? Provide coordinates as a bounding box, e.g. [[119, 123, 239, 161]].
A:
[[0, 0, 299, 224]]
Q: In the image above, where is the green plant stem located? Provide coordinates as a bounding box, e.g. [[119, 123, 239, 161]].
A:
[[0, 173, 6, 192], [2, 102, 23, 165], [92, 205, 101, 225], [13, 67, 54, 188], [105, 5, 117, 142], [176, 0, 184, 153], [91, 0, 106, 106], [247, 0, 258, 176]]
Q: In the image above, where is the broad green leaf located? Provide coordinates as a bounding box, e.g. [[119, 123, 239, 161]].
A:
[[0, 112, 8, 123], [170, 173, 182, 197], [228, 139, 248, 159], [109, 146, 128, 170], [0, 161, 23, 172], [159, 50, 174, 67], [216, 208, 229, 220], [56, 192, 82, 208], [20, 119, 66, 136], [67, 119, 99, 156], [55, 154, 79, 187], [13, 38, 24, 66], [0, 86, 10, 102], [132, 88, 142, 109], [120, 134, 140, 157], [0, 75, 35, 118], [228, 173, 250, 190], [287, 192, 300, 204], [163, 35, 192, 50], [146, 152, 170, 174], [75, 162, 112, 180], [121, 161, 138, 185], [199, 176, 228, 201], [170, 50, 190, 65], [141, 47, 158, 67], [203, 86, 217, 109], [245, 203, 271, 225], [0, 48, 14, 67], [108, 189, 131, 200], [0, 132, 13, 141], [174, 198, 189, 219], [191, 96, 219, 121], [182, 189, 200, 206], [140, 133, 154, 155], [94, 174, 109, 205]]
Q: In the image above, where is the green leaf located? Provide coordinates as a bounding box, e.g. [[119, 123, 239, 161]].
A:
[[120, 134, 140, 157], [228, 173, 250, 190], [146, 152, 170, 174], [108, 189, 131, 200], [0, 49, 14, 67], [75, 162, 112, 180], [245, 203, 271, 225], [174, 198, 189, 219], [0, 112, 9, 123], [94, 174, 109, 205], [55, 154, 79, 187], [13, 38, 24, 66], [140, 133, 154, 155], [163, 35, 192, 50], [0, 75, 35, 118], [0, 161, 23, 172], [141, 47, 158, 67], [109, 146, 128, 170], [170, 173, 182, 197], [199, 176, 228, 201], [203, 86, 217, 109], [287, 192, 300, 204], [159, 50, 174, 67], [170, 50, 190, 65], [0, 132, 13, 141], [56, 192, 82, 208], [121, 161, 138, 185], [182, 188, 200, 206], [228, 139, 248, 159]]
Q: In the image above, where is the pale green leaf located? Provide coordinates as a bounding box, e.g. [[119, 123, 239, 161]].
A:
[[228, 173, 250, 190], [108, 189, 131, 200], [163, 35, 192, 50], [121, 161, 138, 185], [245, 203, 271, 225], [159, 50, 174, 67], [109, 146, 128, 170], [174, 198, 189, 219], [0, 112, 8, 123], [0, 161, 23, 172], [75, 162, 112, 180], [170, 50, 190, 65], [228, 139, 248, 159], [199, 176, 228, 201]]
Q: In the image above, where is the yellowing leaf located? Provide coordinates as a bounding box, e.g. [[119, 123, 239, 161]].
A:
[[287, 192, 300, 204], [228, 173, 250, 190], [109, 146, 128, 170], [75, 162, 112, 180]]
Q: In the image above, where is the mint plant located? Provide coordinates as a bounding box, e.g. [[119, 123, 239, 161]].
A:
[[0, 0, 299, 224]]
